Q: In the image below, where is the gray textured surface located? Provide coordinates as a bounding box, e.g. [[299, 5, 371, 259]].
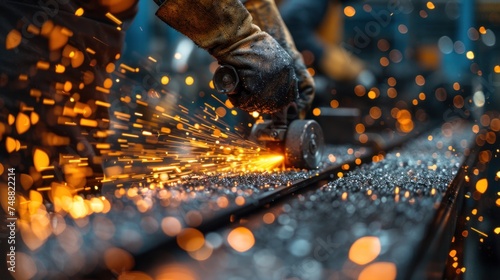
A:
[[20, 143, 362, 279], [137, 122, 474, 280], [18, 122, 474, 279]]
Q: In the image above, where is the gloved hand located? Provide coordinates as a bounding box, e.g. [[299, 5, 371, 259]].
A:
[[243, 0, 315, 119], [155, 0, 298, 113]]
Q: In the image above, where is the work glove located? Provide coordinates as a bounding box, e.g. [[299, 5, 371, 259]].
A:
[[155, 0, 298, 113], [243, 0, 315, 119]]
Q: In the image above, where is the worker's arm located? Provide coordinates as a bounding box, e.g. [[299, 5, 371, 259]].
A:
[[243, 0, 315, 118], [154, 0, 298, 114]]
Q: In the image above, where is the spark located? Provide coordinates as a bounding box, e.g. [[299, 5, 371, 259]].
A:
[[75, 8, 84, 16], [105, 12, 123, 25], [119, 63, 139, 72], [94, 86, 110, 94], [92, 36, 110, 47], [470, 227, 488, 237]]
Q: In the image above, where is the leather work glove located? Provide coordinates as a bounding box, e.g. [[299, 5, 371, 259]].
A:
[[243, 0, 315, 119], [155, 0, 298, 113]]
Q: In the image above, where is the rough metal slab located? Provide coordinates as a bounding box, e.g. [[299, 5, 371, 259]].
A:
[[15, 143, 365, 279], [132, 121, 475, 280]]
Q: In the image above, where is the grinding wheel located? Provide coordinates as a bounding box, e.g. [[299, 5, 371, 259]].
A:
[[285, 119, 324, 169]]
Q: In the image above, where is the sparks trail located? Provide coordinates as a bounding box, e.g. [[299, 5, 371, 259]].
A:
[[95, 55, 288, 189]]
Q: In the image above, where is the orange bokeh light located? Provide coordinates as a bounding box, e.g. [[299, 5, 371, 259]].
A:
[[177, 228, 205, 252], [358, 262, 397, 280], [348, 236, 381, 265], [227, 227, 255, 253]]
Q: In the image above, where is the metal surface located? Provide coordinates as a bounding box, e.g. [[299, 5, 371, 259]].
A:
[[12, 117, 477, 280], [20, 142, 364, 279], [131, 121, 476, 280]]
